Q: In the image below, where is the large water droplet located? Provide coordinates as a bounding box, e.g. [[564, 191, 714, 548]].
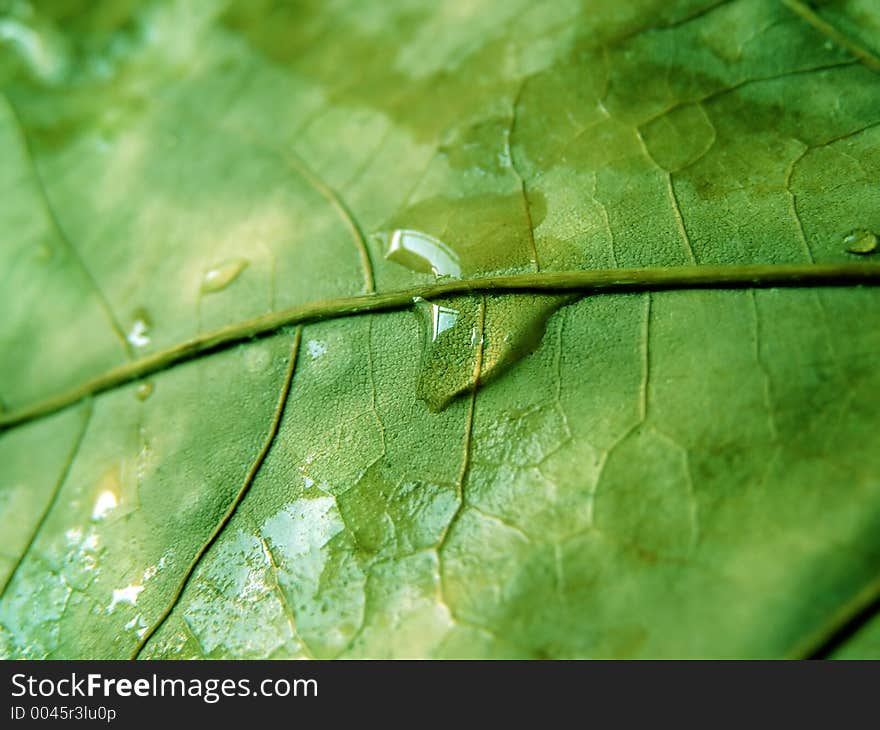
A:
[[413, 297, 479, 410], [127, 310, 151, 349], [843, 229, 877, 255], [383, 229, 462, 278], [201, 258, 249, 293], [413, 295, 569, 411]]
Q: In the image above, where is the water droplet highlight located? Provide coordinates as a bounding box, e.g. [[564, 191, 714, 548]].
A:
[[135, 382, 153, 401], [127, 310, 151, 349], [307, 339, 328, 359], [384, 229, 462, 277], [107, 584, 144, 612], [201, 258, 249, 293], [413, 298, 460, 341], [431, 304, 459, 341], [843, 229, 877, 255], [92, 490, 118, 520]]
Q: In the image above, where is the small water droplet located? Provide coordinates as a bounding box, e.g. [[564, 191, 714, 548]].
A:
[[126, 310, 151, 349], [383, 229, 462, 278], [307, 339, 328, 359], [413, 297, 481, 410], [244, 345, 271, 373], [92, 490, 118, 520], [135, 382, 153, 401], [107, 584, 144, 612], [843, 229, 877, 255], [201, 258, 249, 293]]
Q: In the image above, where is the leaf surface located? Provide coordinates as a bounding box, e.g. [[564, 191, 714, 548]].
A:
[[1, 0, 880, 658]]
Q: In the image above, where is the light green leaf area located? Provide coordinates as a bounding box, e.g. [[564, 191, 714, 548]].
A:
[[1, 0, 879, 659]]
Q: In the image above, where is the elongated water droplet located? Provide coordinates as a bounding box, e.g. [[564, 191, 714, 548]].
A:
[[413, 295, 572, 411], [414, 297, 479, 410], [843, 229, 877, 255], [201, 258, 249, 293], [135, 382, 153, 401], [127, 310, 151, 349], [383, 229, 462, 277]]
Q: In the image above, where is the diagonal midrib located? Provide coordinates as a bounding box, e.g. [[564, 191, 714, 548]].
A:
[[2, 262, 880, 434], [2, 95, 135, 360]]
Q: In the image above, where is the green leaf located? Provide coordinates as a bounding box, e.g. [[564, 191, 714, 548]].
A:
[[1, 0, 880, 659]]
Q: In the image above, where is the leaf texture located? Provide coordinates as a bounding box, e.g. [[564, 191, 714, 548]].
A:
[[1, 0, 880, 659]]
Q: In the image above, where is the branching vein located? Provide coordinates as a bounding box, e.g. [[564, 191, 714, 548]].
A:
[[131, 327, 303, 658], [437, 296, 485, 553], [281, 149, 376, 294], [2, 96, 133, 358], [0, 401, 92, 600]]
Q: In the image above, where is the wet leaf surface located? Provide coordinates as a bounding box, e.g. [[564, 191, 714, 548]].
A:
[[1, 0, 880, 658]]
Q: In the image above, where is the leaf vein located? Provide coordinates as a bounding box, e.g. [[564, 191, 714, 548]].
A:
[[0, 401, 92, 601], [131, 326, 304, 659], [2, 264, 880, 434]]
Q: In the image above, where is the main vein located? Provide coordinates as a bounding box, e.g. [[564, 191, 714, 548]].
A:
[[782, 0, 880, 74], [2, 262, 880, 432], [132, 327, 303, 659]]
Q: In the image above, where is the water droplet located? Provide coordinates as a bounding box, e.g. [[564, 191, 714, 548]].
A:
[[92, 490, 118, 520], [107, 584, 144, 612], [843, 229, 877, 255], [414, 295, 571, 411], [383, 229, 462, 277], [127, 309, 151, 349], [201, 258, 249, 293], [414, 297, 460, 342], [374, 192, 548, 278], [413, 297, 481, 410], [135, 382, 153, 401], [125, 615, 148, 638], [307, 339, 328, 359]]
